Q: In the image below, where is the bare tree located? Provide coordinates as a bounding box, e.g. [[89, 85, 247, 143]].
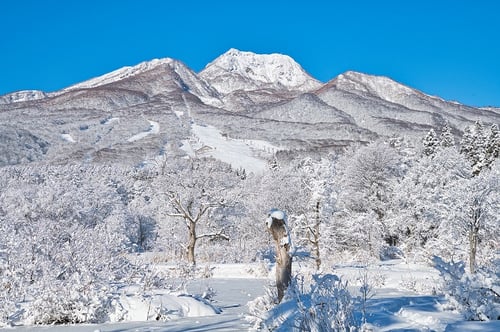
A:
[[168, 192, 229, 265], [266, 209, 292, 302], [162, 158, 239, 265]]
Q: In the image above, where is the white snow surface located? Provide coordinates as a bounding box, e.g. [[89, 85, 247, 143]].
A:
[[60, 133, 75, 143], [266, 209, 287, 228], [2, 260, 500, 331], [200, 48, 322, 94], [127, 120, 159, 142], [111, 288, 219, 322], [189, 123, 275, 174], [0, 90, 47, 104], [266, 210, 292, 250], [103, 117, 120, 125]]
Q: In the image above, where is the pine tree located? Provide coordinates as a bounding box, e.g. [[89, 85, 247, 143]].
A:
[[460, 125, 475, 158], [422, 129, 440, 156], [440, 123, 455, 148], [484, 123, 499, 169], [460, 121, 488, 176]]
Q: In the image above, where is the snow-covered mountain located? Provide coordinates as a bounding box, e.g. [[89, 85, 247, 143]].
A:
[[64, 57, 221, 106], [199, 48, 322, 94], [0, 50, 498, 168], [316, 71, 499, 137], [65, 58, 177, 91]]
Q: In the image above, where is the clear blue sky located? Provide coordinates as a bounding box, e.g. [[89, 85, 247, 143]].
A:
[[1, 0, 499, 107]]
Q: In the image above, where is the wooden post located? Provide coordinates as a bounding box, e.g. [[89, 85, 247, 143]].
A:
[[266, 209, 292, 302]]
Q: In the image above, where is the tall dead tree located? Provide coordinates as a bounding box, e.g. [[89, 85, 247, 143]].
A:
[[266, 209, 292, 302]]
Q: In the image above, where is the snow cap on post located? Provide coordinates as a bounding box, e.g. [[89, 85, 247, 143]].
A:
[[266, 209, 287, 228]]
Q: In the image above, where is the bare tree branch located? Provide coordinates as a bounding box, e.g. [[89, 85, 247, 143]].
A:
[[197, 229, 230, 241]]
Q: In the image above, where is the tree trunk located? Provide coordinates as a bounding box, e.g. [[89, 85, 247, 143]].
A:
[[187, 220, 197, 265], [276, 244, 292, 302], [469, 227, 478, 274], [313, 201, 321, 271], [267, 211, 292, 302], [468, 200, 482, 274]]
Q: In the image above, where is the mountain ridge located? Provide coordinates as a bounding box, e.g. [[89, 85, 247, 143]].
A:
[[1, 49, 497, 109], [0, 49, 498, 169]]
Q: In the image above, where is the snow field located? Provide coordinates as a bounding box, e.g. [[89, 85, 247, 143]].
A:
[[189, 123, 275, 174], [2, 260, 500, 331], [111, 288, 220, 322], [127, 120, 159, 142]]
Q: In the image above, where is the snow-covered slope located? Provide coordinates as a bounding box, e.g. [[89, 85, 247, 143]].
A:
[[316, 71, 500, 137], [332, 71, 419, 105], [199, 48, 322, 94], [64, 58, 221, 105], [326, 71, 499, 122], [254, 93, 354, 124], [65, 58, 176, 90], [0, 90, 47, 104]]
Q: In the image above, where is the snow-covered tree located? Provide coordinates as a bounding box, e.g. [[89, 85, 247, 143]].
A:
[[125, 213, 157, 252], [484, 123, 499, 169], [440, 122, 455, 148], [0, 164, 133, 325], [290, 156, 335, 270], [387, 147, 471, 258], [440, 166, 500, 273], [422, 128, 440, 156], [333, 140, 404, 258], [460, 121, 488, 175], [154, 157, 242, 265]]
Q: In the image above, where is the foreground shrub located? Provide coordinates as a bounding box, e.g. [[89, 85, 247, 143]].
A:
[[433, 256, 500, 321], [248, 274, 356, 331]]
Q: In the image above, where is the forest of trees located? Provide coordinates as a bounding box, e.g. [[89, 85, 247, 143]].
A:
[[0, 121, 498, 324]]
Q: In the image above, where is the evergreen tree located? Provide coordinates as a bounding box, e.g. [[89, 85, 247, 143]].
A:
[[440, 123, 455, 148], [484, 123, 499, 169], [422, 129, 440, 156], [460, 121, 488, 176], [460, 125, 475, 157]]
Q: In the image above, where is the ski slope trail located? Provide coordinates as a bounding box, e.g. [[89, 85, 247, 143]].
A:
[[127, 120, 159, 142], [181, 93, 277, 174]]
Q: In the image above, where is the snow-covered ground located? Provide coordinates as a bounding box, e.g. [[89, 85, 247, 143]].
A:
[[2, 260, 499, 331], [127, 120, 159, 142], [187, 124, 278, 174], [60, 133, 75, 143]]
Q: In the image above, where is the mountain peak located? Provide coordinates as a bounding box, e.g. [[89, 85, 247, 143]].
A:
[[199, 49, 322, 94], [65, 57, 176, 91]]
